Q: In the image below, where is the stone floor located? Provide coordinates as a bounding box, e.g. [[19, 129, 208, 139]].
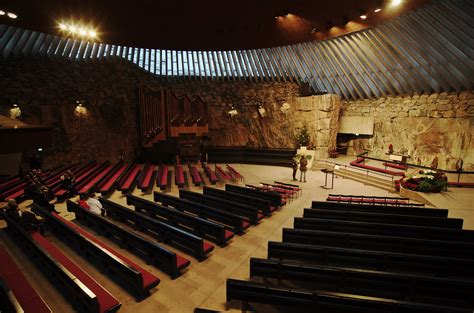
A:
[[0, 163, 472, 312]]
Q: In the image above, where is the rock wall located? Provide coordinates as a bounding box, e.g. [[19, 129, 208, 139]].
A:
[[2, 56, 471, 170], [341, 91, 474, 170]]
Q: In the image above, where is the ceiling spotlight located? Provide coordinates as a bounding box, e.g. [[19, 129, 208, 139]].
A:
[[59, 23, 67, 30], [69, 25, 77, 33], [391, 0, 403, 7], [360, 14, 367, 19], [79, 28, 87, 36], [0, 10, 5, 15], [88, 30, 97, 37], [374, 8, 382, 13], [7, 12, 17, 19]]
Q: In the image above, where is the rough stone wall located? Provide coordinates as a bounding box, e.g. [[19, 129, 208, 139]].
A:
[[0, 57, 142, 169], [341, 91, 474, 170]]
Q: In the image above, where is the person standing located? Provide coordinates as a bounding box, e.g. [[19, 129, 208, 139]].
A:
[[299, 155, 308, 182], [291, 158, 298, 181]]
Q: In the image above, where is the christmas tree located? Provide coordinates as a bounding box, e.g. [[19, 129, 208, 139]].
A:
[[296, 124, 310, 146]]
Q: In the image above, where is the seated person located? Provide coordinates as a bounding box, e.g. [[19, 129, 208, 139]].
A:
[[79, 194, 105, 216], [60, 170, 76, 196], [1, 199, 44, 233]]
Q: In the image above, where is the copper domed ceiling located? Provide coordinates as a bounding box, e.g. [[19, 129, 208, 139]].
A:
[[1, 0, 429, 50]]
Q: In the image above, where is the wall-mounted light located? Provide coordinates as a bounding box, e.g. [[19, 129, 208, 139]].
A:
[[0, 10, 5, 16], [257, 105, 267, 118], [9, 104, 21, 119], [390, 0, 403, 7], [74, 100, 88, 116], [280, 102, 291, 114], [37, 148, 43, 152], [6, 12, 17, 19]]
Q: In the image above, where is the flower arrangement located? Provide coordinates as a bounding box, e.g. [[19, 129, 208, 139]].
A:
[[401, 169, 448, 193]]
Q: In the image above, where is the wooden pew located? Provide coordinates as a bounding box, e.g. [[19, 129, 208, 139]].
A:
[[97, 163, 128, 197], [226, 164, 243, 182], [274, 181, 302, 195], [127, 194, 234, 246], [214, 165, 231, 181], [179, 189, 263, 225], [293, 217, 474, 243], [174, 165, 185, 188], [51, 161, 96, 195], [188, 164, 202, 187], [312, 201, 446, 217], [302, 208, 464, 229], [267, 241, 474, 279], [0, 277, 23, 313], [154, 192, 249, 235], [0, 175, 22, 193], [225, 184, 282, 207], [2, 212, 121, 313], [249, 258, 474, 309], [157, 165, 169, 190], [77, 162, 114, 196], [0, 246, 51, 313], [203, 186, 273, 215], [282, 228, 474, 259], [137, 163, 157, 192], [67, 201, 190, 278], [100, 198, 214, 261], [117, 164, 142, 194], [226, 279, 470, 313], [36, 206, 160, 299], [202, 164, 218, 185], [326, 194, 425, 207]]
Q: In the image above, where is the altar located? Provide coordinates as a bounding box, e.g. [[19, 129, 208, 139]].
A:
[[388, 153, 410, 163]]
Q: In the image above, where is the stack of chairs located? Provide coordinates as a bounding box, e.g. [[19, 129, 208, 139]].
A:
[[226, 200, 474, 313]]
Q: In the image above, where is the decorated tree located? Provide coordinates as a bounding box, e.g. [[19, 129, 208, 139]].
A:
[[296, 124, 310, 146]]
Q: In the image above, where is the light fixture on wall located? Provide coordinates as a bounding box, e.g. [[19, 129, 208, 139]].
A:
[[227, 105, 239, 118], [74, 100, 88, 116], [9, 104, 22, 119], [280, 102, 291, 114], [58, 21, 98, 39], [257, 105, 267, 118]]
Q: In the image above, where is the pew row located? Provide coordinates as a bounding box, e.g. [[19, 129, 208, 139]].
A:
[[0, 246, 51, 313], [293, 217, 474, 243], [268, 241, 474, 279], [282, 228, 474, 259], [36, 206, 160, 299], [127, 194, 234, 246], [179, 189, 263, 224], [203, 186, 273, 215], [302, 208, 463, 229], [249, 258, 474, 308], [67, 201, 190, 278], [0, 277, 23, 313], [226, 279, 470, 313], [137, 163, 157, 192], [98, 163, 128, 197], [174, 165, 185, 188], [2, 212, 121, 313], [100, 198, 214, 261], [154, 192, 249, 235], [312, 201, 446, 217], [157, 165, 169, 190], [117, 164, 142, 194], [225, 184, 282, 207]]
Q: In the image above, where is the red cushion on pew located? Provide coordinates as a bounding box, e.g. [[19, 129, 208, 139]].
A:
[[6, 189, 24, 200], [224, 230, 234, 240], [30, 232, 120, 313], [257, 212, 264, 220], [100, 165, 127, 191], [0, 247, 52, 313], [79, 165, 113, 194], [122, 165, 141, 189], [242, 220, 250, 230], [175, 254, 191, 270], [269, 206, 278, 212], [52, 213, 160, 290], [202, 242, 214, 254]]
